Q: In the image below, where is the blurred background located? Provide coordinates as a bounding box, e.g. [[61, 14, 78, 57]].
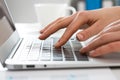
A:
[[5, 0, 120, 23]]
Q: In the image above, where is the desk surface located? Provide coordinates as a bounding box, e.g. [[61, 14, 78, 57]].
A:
[[111, 68, 120, 80], [0, 62, 118, 80], [0, 23, 120, 80]]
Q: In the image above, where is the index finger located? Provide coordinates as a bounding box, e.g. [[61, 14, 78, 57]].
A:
[[54, 11, 89, 48], [39, 14, 76, 40]]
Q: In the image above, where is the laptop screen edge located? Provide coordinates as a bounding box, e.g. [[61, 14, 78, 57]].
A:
[[0, 0, 20, 67]]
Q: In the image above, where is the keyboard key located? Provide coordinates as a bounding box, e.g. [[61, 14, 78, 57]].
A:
[[19, 40, 33, 60], [27, 40, 41, 61], [71, 39, 82, 51], [43, 39, 51, 48], [40, 39, 51, 61], [63, 41, 71, 49], [63, 49, 75, 61], [74, 51, 88, 61], [41, 50, 51, 61], [71, 39, 88, 61], [52, 38, 63, 61], [27, 47, 40, 60], [63, 41, 75, 61], [53, 48, 63, 61]]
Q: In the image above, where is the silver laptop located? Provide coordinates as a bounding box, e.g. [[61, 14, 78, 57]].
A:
[[1, 0, 120, 70]]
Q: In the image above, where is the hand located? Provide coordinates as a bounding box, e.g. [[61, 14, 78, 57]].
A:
[[80, 19, 120, 57], [39, 7, 120, 55]]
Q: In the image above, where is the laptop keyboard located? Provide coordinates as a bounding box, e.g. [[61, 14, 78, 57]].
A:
[[18, 38, 88, 61]]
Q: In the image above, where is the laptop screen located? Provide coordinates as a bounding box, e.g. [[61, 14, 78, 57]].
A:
[[0, 0, 16, 46], [0, 0, 20, 66]]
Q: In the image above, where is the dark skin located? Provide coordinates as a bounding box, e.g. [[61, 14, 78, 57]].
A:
[[39, 6, 120, 57]]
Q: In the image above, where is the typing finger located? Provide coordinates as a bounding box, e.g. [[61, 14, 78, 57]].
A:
[[54, 11, 90, 48], [80, 31, 120, 53], [89, 41, 120, 57], [39, 13, 76, 40]]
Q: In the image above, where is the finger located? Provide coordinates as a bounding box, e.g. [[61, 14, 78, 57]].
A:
[[76, 20, 106, 41], [76, 19, 120, 44], [100, 21, 120, 34], [54, 11, 90, 48], [81, 20, 120, 46], [80, 31, 120, 53], [93, 19, 120, 38], [89, 41, 120, 57], [81, 19, 120, 48], [39, 14, 76, 40], [102, 19, 120, 33], [40, 17, 64, 33]]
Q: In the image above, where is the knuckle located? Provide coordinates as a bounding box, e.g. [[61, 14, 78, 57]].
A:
[[56, 18, 66, 28], [78, 11, 88, 16], [58, 21, 64, 27], [57, 17, 64, 23], [78, 11, 88, 18], [57, 17, 64, 20], [99, 34, 108, 42]]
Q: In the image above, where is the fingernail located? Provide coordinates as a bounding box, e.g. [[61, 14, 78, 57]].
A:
[[40, 29, 44, 33], [40, 30, 43, 33], [54, 42, 60, 48], [78, 34, 84, 40], [80, 48, 85, 53], [80, 46, 88, 53], [39, 34, 45, 40]]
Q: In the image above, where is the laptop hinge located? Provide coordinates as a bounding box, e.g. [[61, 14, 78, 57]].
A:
[[7, 38, 23, 59]]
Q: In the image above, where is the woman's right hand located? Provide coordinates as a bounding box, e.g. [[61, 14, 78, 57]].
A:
[[39, 6, 120, 49]]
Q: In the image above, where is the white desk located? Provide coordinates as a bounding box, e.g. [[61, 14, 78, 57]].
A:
[[111, 68, 120, 80], [0, 23, 120, 80], [0, 63, 119, 80], [0, 63, 118, 80]]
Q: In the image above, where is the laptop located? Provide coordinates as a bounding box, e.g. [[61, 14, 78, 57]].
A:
[[1, 0, 120, 70]]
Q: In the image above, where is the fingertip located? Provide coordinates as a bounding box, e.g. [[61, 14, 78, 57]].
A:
[[54, 38, 65, 48], [80, 46, 89, 53], [40, 31, 43, 34], [54, 42, 61, 48], [40, 29, 45, 34], [76, 33, 85, 41], [89, 50, 98, 57], [54, 45, 61, 49], [80, 48, 85, 54], [38, 34, 46, 40], [38, 36, 43, 40]]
